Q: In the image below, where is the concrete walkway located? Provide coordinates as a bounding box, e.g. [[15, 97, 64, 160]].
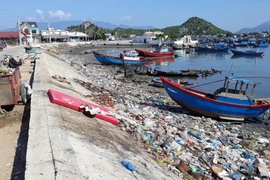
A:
[[25, 49, 178, 180]]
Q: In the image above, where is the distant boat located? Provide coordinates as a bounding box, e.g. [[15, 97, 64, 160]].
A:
[[92, 50, 147, 65], [231, 55, 263, 60], [230, 49, 264, 56], [160, 76, 270, 121], [258, 42, 268, 47], [135, 48, 176, 57], [233, 42, 248, 47], [195, 43, 230, 52]]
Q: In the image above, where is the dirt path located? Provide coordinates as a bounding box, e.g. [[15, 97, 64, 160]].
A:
[[0, 103, 29, 180], [0, 46, 33, 180]]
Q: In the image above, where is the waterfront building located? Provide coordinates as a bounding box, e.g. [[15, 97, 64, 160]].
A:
[[132, 31, 164, 44], [0, 32, 19, 45], [40, 28, 90, 43]]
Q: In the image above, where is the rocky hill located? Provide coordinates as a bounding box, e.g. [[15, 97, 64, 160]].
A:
[[67, 17, 232, 39], [162, 17, 232, 36]]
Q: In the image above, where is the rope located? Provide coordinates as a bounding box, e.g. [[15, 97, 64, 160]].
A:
[[188, 79, 224, 88], [236, 76, 270, 79]]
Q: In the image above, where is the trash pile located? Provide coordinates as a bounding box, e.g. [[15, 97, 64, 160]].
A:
[[0, 55, 23, 75], [48, 45, 270, 179], [0, 108, 7, 118]]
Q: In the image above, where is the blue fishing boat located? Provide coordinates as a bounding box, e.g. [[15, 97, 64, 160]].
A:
[[92, 50, 147, 65], [195, 43, 230, 52], [160, 76, 270, 121], [231, 49, 264, 56], [258, 42, 268, 47]]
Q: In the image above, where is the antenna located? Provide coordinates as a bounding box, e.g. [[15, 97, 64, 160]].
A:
[[229, 63, 234, 76]]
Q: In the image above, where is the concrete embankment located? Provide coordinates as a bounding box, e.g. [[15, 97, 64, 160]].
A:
[[25, 47, 178, 180]]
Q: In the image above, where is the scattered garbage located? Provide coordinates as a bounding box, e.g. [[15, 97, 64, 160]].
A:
[[47, 44, 270, 179], [52, 75, 71, 84]]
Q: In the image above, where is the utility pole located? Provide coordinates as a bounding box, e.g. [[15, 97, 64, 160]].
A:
[[17, 17, 22, 46], [48, 22, 51, 43]]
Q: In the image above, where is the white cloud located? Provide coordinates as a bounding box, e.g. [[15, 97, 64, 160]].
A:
[[120, 16, 132, 21], [27, 17, 35, 21], [48, 10, 72, 20], [36, 9, 43, 16], [35, 9, 45, 20]]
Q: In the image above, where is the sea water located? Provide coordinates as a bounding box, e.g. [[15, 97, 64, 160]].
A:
[[93, 47, 270, 98], [149, 47, 270, 98]]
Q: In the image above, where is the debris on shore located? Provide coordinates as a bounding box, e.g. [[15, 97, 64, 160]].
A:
[[0, 108, 7, 118], [45, 43, 270, 179]]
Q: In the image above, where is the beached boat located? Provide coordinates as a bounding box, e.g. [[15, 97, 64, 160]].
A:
[[195, 44, 230, 52], [135, 48, 176, 57], [161, 76, 270, 121], [230, 49, 264, 56], [122, 50, 140, 60], [92, 50, 147, 65]]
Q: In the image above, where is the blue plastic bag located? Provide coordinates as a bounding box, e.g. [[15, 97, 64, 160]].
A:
[[121, 161, 138, 172]]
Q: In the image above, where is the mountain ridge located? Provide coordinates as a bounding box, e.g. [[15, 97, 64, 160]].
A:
[[37, 20, 155, 30], [237, 21, 270, 33]]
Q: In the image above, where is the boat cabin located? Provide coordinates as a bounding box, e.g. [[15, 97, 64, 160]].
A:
[[123, 50, 139, 57], [214, 77, 261, 105]]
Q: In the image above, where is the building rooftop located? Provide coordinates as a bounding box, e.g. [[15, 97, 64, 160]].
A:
[[0, 32, 19, 38]]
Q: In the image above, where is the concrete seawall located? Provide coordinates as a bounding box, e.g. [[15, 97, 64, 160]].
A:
[[25, 48, 178, 179]]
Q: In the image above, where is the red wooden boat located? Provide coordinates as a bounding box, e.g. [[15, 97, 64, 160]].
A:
[[135, 48, 176, 57], [47, 89, 119, 125]]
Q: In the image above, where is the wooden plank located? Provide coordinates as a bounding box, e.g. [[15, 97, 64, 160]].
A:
[[254, 98, 270, 101], [219, 116, 244, 121]]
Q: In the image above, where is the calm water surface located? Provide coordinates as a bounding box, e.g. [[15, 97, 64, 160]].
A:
[[148, 47, 270, 98], [102, 47, 269, 98]]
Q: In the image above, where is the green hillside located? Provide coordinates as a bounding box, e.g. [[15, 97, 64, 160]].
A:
[[67, 17, 232, 40], [169, 17, 232, 36]]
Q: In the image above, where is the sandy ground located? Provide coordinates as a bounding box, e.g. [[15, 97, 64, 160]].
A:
[[0, 46, 33, 180]]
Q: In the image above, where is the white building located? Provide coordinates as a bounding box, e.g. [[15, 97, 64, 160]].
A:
[[40, 28, 90, 42], [132, 31, 164, 44], [104, 33, 115, 41]]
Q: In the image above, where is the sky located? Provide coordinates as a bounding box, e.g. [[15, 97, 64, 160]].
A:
[[0, 0, 270, 32]]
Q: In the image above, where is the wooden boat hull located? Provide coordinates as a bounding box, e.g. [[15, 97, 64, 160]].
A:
[[92, 50, 147, 65], [231, 49, 264, 56], [135, 49, 176, 57], [195, 47, 229, 52], [160, 77, 270, 120]]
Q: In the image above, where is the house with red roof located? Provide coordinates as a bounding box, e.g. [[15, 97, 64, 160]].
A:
[[0, 32, 19, 45]]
